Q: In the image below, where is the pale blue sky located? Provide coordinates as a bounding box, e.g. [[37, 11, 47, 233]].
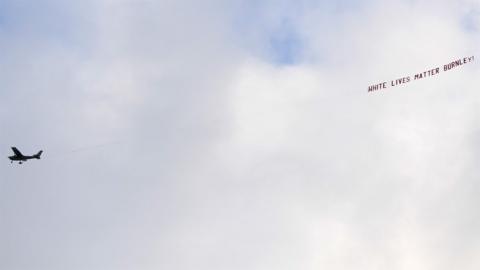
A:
[[0, 1, 479, 270]]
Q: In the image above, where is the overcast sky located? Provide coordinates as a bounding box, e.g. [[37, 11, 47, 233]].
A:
[[0, 0, 479, 269]]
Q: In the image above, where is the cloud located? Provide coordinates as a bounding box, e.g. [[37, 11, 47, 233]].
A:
[[1, 0, 479, 270]]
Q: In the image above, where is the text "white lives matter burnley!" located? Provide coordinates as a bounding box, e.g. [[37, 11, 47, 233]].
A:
[[368, 56, 475, 93]]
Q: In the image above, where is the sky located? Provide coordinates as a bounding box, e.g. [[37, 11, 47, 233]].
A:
[[0, 0, 479, 269]]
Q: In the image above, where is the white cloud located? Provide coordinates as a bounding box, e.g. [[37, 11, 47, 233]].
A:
[[1, 0, 479, 270]]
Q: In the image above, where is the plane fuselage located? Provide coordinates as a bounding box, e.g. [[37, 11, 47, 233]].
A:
[[8, 148, 43, 164], [8, 155, 36, 161]]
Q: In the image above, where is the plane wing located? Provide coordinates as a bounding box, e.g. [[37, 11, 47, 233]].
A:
[[11, 147, 23, 157]]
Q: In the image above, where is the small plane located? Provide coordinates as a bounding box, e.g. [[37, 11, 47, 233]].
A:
[[9, 147, 43, 164]]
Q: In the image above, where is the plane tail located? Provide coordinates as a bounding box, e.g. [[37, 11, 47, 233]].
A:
[[34, 150, 43, 159]]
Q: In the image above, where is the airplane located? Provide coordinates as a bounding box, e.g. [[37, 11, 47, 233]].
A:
[[8, 147, 43, 164]]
